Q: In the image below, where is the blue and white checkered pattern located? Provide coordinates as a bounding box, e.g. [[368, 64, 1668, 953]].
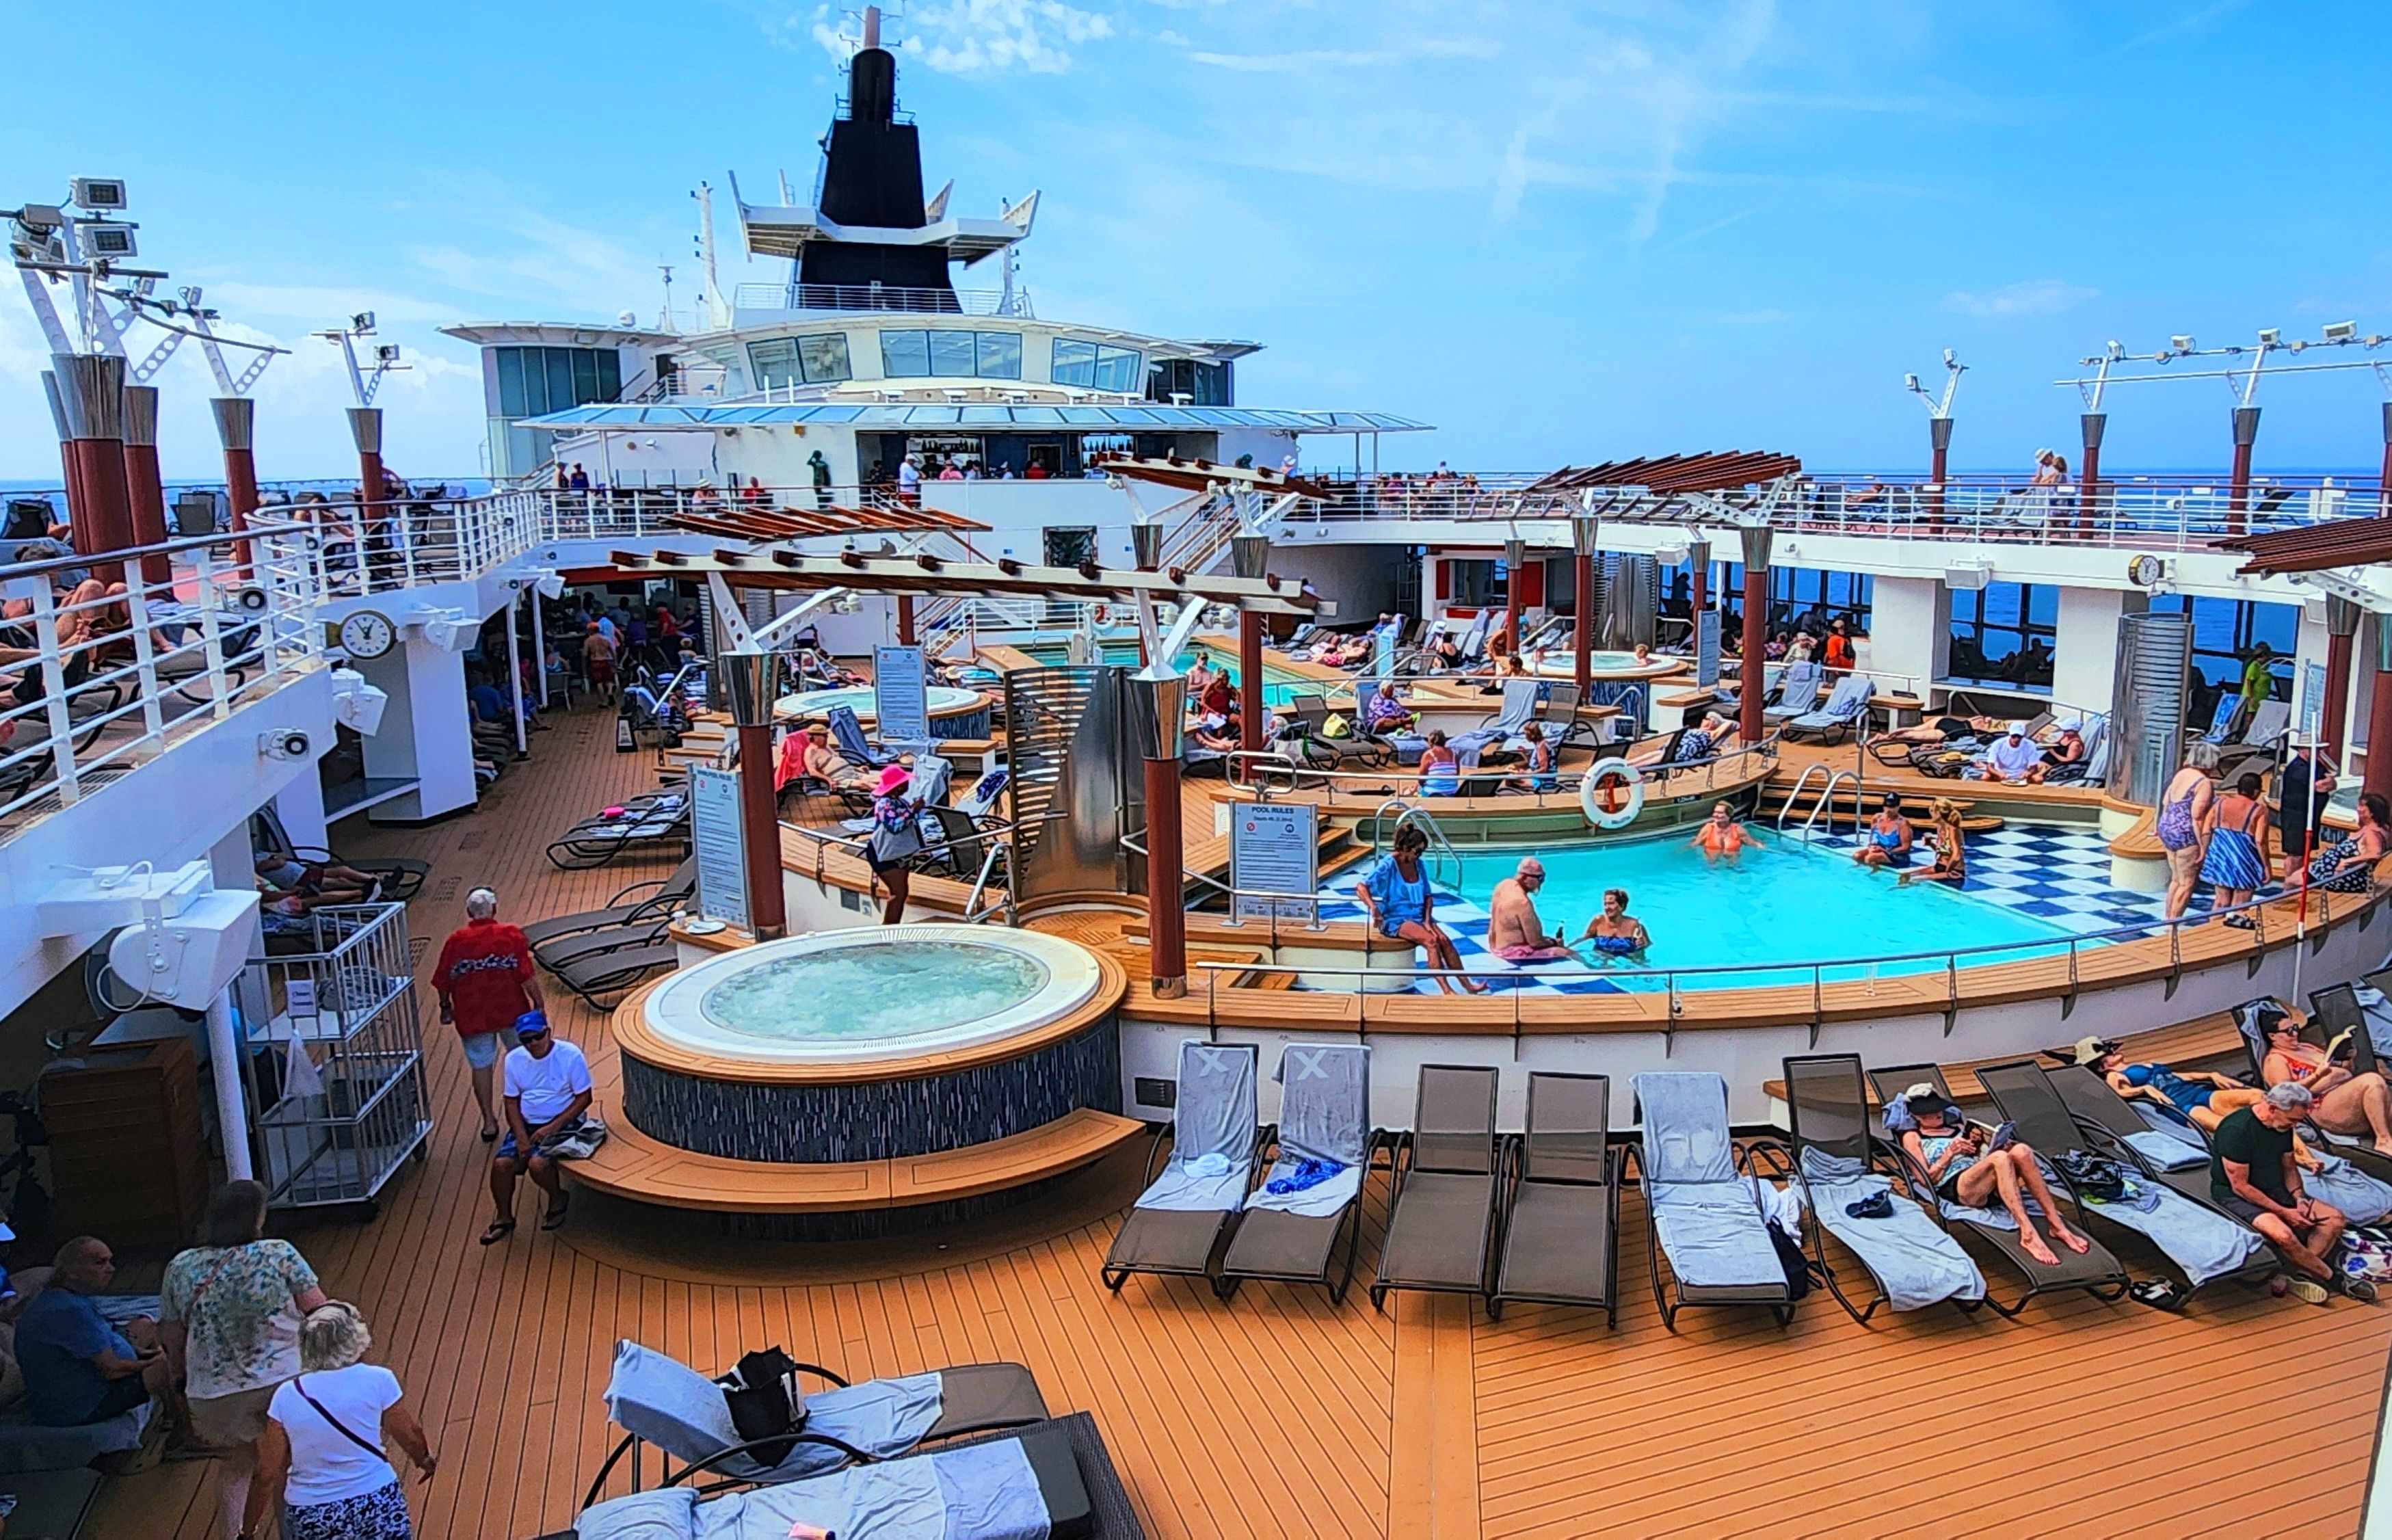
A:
[[1327, 821, 2247, 996]]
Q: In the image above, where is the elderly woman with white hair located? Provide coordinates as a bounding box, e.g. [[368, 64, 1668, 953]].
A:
[[241, 1303, 436, 1540]]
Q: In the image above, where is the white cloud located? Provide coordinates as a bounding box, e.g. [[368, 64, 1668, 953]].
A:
[[1943, 279, 2101, 318]]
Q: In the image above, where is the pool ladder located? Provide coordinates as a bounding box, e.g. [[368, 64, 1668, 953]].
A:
[[1369, 797, 1464, 890], [1777, 765, 1863, 845]]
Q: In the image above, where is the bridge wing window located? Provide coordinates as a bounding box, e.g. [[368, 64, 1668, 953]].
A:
[[1052, 338, 1143, 393]]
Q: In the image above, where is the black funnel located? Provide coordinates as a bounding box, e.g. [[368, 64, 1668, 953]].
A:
[[849, 47, 896, 124]]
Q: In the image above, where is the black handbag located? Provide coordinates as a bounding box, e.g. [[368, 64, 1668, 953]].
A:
[[720, 1347, 809, 1468]]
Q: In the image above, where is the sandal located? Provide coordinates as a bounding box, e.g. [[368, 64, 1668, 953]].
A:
[[2129, 1277, 2185, 1310], [481, 1124, 501, 1143], [541, 1198, 570, 1231], [478, 1218, 516, 1246]]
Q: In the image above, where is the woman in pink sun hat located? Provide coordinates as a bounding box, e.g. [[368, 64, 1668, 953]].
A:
[[865, 762, 923, 923]]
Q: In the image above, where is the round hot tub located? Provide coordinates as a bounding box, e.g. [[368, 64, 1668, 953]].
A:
[[612, 926, 1127, 1168], [644, 926, 1104, 1065], [772, 685, 992, 740], [1525, 650, 1686, 682]]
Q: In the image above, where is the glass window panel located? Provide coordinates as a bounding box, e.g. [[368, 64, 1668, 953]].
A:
[[748, 338, 801, 391], [799, 333, 851, 384], [928, 330, 977, 376], [880, 330, 931, 377], [959, 406, 1012, 425], [1195, 361, 1228, 406], [596, 348, 621, 400], [1094, 347, 1142, 393], [1010, 407, 1065, 424], [975, 330, 1021, 379], [1051, 338, 1095, 386], [571, 349, 600, 404], [544, 350, 576, 416], [496, 349, 527, 419]]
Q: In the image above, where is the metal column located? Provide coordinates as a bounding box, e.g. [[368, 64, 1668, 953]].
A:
[[53, 354, 135, 579], [721, 650, 790, 939], [1232, 531, 1271, 780], [213, 397, 261, 576], [2324, 596, 2361, 767], [120, 385, 173, 584]]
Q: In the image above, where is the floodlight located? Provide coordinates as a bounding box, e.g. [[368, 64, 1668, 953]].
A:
[[2369, 336, 2387, 348], [2324, 321, 2358, 343], [374, 343, 401, 364], [16, 204, 61, 230], [1941, 347, 1956, 367], [1904, 372, 1921, 391], [69, 178, 127, 211], [351, 311, 376, 334], [82, 224, 136, 258], [2257, 327, 2281, 346], [2105, 340, 2125, 360], [2170, 335, 2196, 353]]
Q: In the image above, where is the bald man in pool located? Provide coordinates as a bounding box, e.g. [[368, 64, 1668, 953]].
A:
[[1488, 858, 1576, 962]]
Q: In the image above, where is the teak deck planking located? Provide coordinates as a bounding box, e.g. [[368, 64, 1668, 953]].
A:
[[85, 700, 2392, 1539]]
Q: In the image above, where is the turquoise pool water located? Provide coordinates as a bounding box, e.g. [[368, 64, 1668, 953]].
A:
[[996, 642, 1332, 706], [1449, 834, 2078, 989], [699, 942, 1050, 1043]]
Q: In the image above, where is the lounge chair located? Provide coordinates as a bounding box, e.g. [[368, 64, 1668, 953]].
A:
[[565, 1411, 1141, 1540], [520, 861, 695, 950], [1761, 661, 1826, 726], [826, 704, 897, 771], [1765, 1055, 1984, 1323], [1780, 673, 1874, 745], [1101, 1042, 1260, 1294], [2231, 997, 2392, 1179], [546, 792, 691, 870], [1629, 1072, 1796, 1329], [1218, 1043, 1381, 1303], [250, 806, 433, 903], [1865, 1065, 2130, 1316], [553, 941, 680, 1007], [1487, 1072, 1621, 1322], [1369, 1064, 1501, 1312], [2048, 1061, 2392, 1227], [1977, 1060, 2270, 1296], [583, 1338, 1048, 1503], [535, 914, 676, 975]]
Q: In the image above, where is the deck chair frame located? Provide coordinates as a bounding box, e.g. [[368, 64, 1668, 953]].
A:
[[2231, 998, 2392, 1181], [1487, 1072, 1621, 1323], [1368, 1064, 1502, 1313], [1627, 1075, 1796, 1331]]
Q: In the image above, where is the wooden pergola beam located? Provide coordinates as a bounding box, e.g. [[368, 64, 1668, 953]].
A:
[[606, 548, 1333, 618]]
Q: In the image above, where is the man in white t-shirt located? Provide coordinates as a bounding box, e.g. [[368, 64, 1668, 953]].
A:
[[1982, 722, 2047, 785], [483, 1012, 593, 1245]]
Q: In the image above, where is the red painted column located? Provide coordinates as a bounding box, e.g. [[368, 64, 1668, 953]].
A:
[[1502, 538, 1526, 661], [2322, 598, 2359, 767], [895, 594, 916, 646], [1689, 553, 1707, 617], [120, 385, 173, 585], [212, 398, 261, 576], [52, 354, 135, 581], [1571, 550, 1594, 702], [2378, 402, 2392, 518], [2228, 406, 2260, 537], [2367, 642, 2392, 806], [349, 406, 385, 548], [1238, 611, 1264, 778], [1738, 527, 1772, 747], [736, 723, 788, 938], [1145, 752, 1186, 996]]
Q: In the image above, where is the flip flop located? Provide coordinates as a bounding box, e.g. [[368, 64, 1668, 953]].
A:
[[541, 1198, 570, 1231], [480, 1124, 501, 1143], [479, 1218, 516, 1246]]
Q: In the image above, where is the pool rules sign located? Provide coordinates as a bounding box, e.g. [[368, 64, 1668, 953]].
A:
[[690, 766, 752, 933], [1232, 802, 1318, 922]]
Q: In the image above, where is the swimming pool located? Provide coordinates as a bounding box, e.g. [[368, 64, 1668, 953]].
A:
[[1446, 833, 2080, 988], [985, 642, 1334, 706]]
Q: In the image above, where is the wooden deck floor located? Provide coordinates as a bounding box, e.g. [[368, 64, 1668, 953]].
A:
[[88, 701, 2392, 1539]]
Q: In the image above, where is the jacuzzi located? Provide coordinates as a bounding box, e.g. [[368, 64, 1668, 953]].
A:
[[611, 925, 1128, 1171], [772, 685, 993, 741], [641, 925, 1105, 1065]]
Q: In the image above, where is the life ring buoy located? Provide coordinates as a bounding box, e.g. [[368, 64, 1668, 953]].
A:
[[1093, 602, 1110, 624], [1580, 756, 1646, 830]]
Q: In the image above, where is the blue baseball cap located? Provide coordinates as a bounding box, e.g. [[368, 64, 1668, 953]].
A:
[[514, 1010, 550, 1039]]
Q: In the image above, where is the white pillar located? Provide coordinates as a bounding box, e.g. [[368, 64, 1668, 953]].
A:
[[533, 586, 550, 708], [505, 592, 528, 756], [2052, 586, 2144, 718], [206, 991, 253, 1180], [1863, 576, 1947, 702]]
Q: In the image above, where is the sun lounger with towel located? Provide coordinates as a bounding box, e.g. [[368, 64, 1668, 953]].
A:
[[1978, 1060, 2270, 1295], [1102, 1042, 1260, 1293], [1766, 1056, 1984, 1323], [2232, 998, 2392, 1182], [1781, 673, 1875, 745], [827, 704, 899, 771], [1488, 1072, 1622, 1322], [1218, 1044, 1381, 1304], [546, 791, 691, 870], [1370, 1064, 1501, 1312], [587, 1339, 1048, 1502], [1867, 1065, 2130, 1316], [1630, 1072, 1796, 1329]]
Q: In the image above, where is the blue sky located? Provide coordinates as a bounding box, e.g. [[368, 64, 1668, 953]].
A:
[[8, 0, 2392, 481]]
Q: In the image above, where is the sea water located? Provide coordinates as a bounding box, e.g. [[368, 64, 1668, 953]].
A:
[[700, 942, 1051, 1042], [1450, 832, 2079, 990]]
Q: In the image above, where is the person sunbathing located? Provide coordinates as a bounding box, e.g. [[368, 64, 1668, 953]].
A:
[[2257, 1004, 2392, 1157], [1898, 1087, 2090, 1266], [2073, 1035, 2265, 1133]]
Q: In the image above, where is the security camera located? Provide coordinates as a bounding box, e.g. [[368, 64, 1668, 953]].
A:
[[1904, 373, 1921, 392], [2324, 321, 2358, 343], [351, 311, 375, 334], [1941, 347, 1956, 367], [257, 728, 312, 761], [2257, 328, 2281, 346]]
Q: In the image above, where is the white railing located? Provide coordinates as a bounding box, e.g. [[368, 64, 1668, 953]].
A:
[[729, 283, 1033, 317], [0, 530, 326, 826], [243, 491, 546, 604]]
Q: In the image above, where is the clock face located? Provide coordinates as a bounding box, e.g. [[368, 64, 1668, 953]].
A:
[[339, 610, 396, 660], [2128, 555, 2162, 587]]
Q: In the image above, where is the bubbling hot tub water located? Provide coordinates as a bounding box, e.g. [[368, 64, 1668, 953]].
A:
[[641, 925, 1106, 1066]]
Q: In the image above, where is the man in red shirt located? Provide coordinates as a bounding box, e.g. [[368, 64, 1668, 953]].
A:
[[432, 887, 546, 1142]]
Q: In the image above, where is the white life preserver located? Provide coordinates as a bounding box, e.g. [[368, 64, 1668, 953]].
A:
[[1579, 756, 1646, 830]]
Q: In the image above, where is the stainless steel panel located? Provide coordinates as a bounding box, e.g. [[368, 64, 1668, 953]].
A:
[[2112, 611, 2192, 807]]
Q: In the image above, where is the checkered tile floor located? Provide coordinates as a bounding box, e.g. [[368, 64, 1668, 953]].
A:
[[1324, 821, 2254, 996]]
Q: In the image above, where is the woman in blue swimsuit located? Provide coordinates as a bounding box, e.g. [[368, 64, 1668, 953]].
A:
[[2076, 1036, 2264, 1133], [1355, 825, 1485, 994], [1853, 793, 1913, 869]]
